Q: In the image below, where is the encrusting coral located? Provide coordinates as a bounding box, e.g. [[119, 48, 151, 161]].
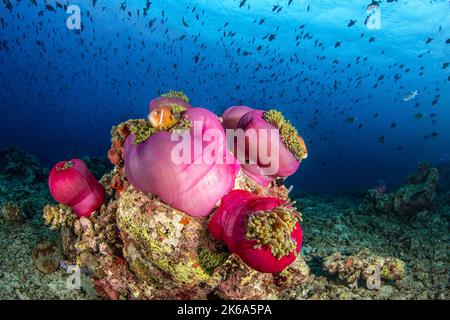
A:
[[43, 204, 76, 229]]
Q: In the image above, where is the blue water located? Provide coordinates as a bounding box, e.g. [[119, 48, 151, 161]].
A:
[[0, 0, 449, 194]]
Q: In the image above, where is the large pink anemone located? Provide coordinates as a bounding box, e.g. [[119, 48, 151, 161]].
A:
[[124, 100, 240, 217], [209, 190, 303, 273], [48, 159, 105, 217], [222, 106, 308, 186]]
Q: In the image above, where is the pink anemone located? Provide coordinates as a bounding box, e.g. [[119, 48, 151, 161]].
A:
[[124, 106, 240, 217], [222, 106, 308, 187], [48, 159, 105, 217], [209, 190, 303, 273]]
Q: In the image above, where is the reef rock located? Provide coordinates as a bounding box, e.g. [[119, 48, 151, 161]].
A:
[[44, 179, 309, 299], [437, 159, 450, 193], [115, 188, 309, 299], [363, 162, 438, 216], [0, 146, 48, 183], [32, 241, 62, 274], [323, 249, 406, 289], [116, 189, 220, 298]]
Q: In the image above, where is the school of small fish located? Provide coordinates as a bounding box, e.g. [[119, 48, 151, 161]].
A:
[[0, 0, 448, 174]]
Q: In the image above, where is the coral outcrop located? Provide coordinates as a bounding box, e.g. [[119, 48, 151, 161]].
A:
[[363, 162, 439, 216], [44, 92, 316, 299], [43, 204, 76, 230], [45, 180, 309, 299], [117, 189, 218, 297], [42, 93, 311, 299]]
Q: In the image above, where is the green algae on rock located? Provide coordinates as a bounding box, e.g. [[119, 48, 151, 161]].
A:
[[197, 248, 231, 276], [116, 189, 217, 287], [273, 256, 310, 290]]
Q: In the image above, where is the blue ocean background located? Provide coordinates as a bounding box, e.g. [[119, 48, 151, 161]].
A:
[[0, 0, 449, 194]]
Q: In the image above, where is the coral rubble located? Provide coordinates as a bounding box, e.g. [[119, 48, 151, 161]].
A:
[[323, 249, 406, 288]]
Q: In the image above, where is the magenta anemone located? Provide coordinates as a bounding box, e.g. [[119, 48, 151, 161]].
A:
[[48, 159, 105, 217], [209, 190, 303, 273], [124, 103, 240, 217], [222, 106, 308, 186]]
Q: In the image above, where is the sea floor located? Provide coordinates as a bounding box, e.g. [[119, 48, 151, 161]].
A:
[[293, 194, 448, 299], [0, 147, 448, 300]]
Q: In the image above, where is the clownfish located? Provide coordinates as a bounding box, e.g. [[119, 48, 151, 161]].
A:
[[148, 106, 180, 130]]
